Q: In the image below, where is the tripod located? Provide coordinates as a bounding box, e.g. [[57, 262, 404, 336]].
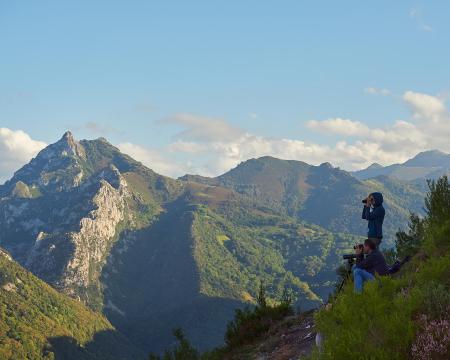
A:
[[337, 258, 355, 293]]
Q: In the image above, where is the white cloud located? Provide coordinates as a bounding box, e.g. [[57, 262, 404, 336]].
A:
[[5, 91, 448, 183], [364, 87, 391, 96], [162, 113, 242, 142], [168, 141, 207, 154], [159, 90, 449, 176], [307, 118, 370, 137], [301, 91, 450, 169], [0, 91, 436, 179], [113, 90, 450, 178], [0, 128, 47, 183], [117, 142, 187, 178], [403, 91, 446, 120], [409, 8, 433, 32]]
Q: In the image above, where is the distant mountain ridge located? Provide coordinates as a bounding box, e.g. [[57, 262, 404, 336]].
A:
[[0, 133, 430, 355], [181, 155, 425, 243], [352, 150, 450, 181]]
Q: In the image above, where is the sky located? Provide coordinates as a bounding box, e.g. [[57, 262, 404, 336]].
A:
[[1, 1, 450, 182]]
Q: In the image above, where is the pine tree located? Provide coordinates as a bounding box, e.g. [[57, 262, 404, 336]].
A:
[[395, 175, 450, 257], [256, 281, 267, 308]]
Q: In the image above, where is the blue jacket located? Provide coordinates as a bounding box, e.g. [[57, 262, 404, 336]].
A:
[[362, 192, 385, 239]]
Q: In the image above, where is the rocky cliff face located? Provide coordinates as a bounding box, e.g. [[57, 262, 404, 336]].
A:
[[0, 133, 170, 308], [62, 173, 128, 292], [23, 166, 131, 304]]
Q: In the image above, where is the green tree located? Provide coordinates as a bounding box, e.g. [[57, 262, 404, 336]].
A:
[[149, 328, 199, 360], [395, 213, 426, 258], [256, 281, 267, 308], [425, 176, 450, 227], [395, 175, 450, 258]]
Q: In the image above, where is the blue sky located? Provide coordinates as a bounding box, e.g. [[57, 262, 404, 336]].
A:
[[1, 1, 449, 180]]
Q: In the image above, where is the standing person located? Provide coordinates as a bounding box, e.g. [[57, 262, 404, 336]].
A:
[[362, 192, 385, 247]]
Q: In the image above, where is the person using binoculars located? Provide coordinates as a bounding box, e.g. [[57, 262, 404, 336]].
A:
[[362, 192, 385, 247], [352, 238, 389, 293]]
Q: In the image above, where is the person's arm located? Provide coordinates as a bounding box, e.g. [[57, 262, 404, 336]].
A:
[[355, 252, 365, 264], [355, 247, 365, 265], [363, 206, 383, 221], [355, 253, 376, 271], [362, 195, 372, 219], [362, 206, 367, 219]]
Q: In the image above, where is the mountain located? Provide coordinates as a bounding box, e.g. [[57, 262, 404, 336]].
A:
[[181, 156, 425, 245], [165, 176, 450, 360], [352, 150, 450, 181], [0, 132, 182, 310], [0, 133, 426, 354], [0, 247, 144, 359], [365, 163, 383, 170]]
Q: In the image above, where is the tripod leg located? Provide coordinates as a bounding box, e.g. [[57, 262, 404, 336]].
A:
[[337, 269, 353, 293]]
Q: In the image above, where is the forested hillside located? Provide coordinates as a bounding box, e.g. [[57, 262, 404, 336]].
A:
[[0, 248, 144, 360], [149, 176, 450, 360], [181, 156, 426, 246]]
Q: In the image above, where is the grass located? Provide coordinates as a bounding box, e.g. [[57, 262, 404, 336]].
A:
[[310, 176, 450, 360]]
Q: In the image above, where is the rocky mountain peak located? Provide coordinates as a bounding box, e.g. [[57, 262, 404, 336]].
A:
[[52, 130, 85, 159], [0, 132, 89, 195], [319, 162, 333, 169], [366, 163, 383, 170], [62, 130, 74, 141]]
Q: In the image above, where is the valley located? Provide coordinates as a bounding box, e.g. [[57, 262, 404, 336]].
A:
[[0, 132, 443, 356]]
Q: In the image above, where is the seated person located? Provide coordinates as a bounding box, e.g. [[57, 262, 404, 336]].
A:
[[353, 238, 389, 293]]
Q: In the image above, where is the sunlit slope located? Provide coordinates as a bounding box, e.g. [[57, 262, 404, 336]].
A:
[[0, 248, 144, 360]]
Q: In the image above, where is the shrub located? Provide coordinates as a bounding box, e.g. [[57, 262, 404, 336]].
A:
[[411, 314, 450, 360], [311, 176, 450, 360], [149, 328, 199, 360], [224, 282, 293, 348], [420, 282, 450, 320], [312, 276, 419, 360]]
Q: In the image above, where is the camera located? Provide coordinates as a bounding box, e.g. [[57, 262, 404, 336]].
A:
[[362, 199, 367, 204], [342, 244, 363, 261]]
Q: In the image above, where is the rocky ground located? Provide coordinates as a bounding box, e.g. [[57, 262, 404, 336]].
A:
[[225, 311, 317, 360]]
